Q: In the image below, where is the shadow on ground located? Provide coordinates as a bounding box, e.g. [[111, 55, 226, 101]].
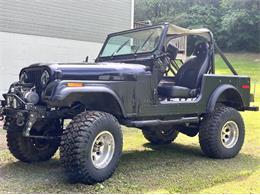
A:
[[0, 142, 259, 193]]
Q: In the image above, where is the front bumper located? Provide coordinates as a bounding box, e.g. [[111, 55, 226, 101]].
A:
[[1, 91, 76, 137], [0, 93, 48, 135]]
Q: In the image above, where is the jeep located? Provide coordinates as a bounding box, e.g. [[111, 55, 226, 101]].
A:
[[0, 23, 258, 184]]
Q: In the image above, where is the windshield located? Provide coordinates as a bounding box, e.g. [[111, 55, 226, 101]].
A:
[[100, 27, 163, 57]]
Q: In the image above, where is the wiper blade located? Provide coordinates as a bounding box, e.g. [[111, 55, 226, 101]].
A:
[[111, 39, 130, 57], [134, 32, 155, 54]]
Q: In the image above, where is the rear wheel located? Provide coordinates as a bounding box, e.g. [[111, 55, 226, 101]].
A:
[[142, 126, 178, 145], [199, 106, 245, 159], [6, 121, 60, 163]]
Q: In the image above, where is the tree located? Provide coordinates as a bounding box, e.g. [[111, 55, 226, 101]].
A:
[[135, 0, 260, 52]]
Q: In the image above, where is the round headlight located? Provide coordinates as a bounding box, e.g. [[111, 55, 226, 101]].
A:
[[20, 72, 28, 83], [41, 70, 50, 87]]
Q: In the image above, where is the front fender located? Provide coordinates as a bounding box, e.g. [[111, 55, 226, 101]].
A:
[[44, 81, 127, 117]]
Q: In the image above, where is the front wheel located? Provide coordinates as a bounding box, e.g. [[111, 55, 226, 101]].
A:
[[7, 121, 60, 163], [199, 106, 245, 159], [60, 111, 123, 184]]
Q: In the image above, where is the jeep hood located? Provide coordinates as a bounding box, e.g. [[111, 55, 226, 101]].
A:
[[27, 62, 149, 81]]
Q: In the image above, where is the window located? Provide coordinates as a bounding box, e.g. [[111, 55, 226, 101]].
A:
[[100, 27, 163, 57]]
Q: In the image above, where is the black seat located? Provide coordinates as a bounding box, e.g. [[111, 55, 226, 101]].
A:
[[158, 42, 210, 98]]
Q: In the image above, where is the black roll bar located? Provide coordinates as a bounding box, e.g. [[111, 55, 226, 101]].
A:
[[214, 42, 238, 75]]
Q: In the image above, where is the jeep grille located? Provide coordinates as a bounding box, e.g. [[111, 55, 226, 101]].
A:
[[24, 68, 44, 94]]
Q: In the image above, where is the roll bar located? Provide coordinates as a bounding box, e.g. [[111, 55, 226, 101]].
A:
[[214, 42, 238, 75]]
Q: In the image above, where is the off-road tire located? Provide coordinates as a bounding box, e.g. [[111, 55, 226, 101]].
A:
[[60, 111, 123, 184], [7, 130, 60, 163], [142, 126, 179, 145], [199, 106, 245, 159]]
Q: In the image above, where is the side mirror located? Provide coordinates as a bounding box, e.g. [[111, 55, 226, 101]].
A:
[[84, 56, 89, 62]]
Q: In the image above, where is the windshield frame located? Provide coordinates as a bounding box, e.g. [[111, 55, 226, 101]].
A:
[[96, 24, 167, 62]]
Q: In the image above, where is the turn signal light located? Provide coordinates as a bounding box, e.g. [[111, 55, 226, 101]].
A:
[[67, 82, 84, 87]]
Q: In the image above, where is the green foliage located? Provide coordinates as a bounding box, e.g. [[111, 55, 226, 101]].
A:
[[135, 0, 260, 52]]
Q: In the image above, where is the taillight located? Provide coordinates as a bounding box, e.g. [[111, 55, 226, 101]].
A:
[[241, 84, 250, 89]]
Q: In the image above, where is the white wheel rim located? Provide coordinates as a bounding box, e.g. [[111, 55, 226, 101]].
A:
[[91, 131, 115, 169], [221, 121, 239, 148]]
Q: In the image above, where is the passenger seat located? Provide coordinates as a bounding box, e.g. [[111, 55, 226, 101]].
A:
[[158, 42, 210, 98]]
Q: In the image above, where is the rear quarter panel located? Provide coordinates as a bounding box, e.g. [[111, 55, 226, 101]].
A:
[[202, 74, 250, 108]]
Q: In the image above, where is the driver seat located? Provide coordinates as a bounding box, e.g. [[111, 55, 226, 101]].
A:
[[158, 42, 210, 98]]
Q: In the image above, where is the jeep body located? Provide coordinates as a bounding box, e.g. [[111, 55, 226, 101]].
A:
[[0, 23, 258, 184]]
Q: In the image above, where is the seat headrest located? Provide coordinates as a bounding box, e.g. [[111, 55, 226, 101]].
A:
[[167, 44, 179, 60], [193, 42, 209, 58]]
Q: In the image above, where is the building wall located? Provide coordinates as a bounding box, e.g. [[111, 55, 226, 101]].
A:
[[0, 0, 132, 42], [0, 0, 133, 95], [0, 32, 103, 94]]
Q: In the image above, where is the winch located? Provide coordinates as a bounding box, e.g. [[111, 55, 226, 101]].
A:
[[5, 82, 40, 109], [24, 90, 39, 105]]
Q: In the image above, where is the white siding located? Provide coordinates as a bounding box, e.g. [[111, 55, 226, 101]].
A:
[[0, 0, 133, 96], [0, 0, 132, 43], [0, 32, 102, 95]]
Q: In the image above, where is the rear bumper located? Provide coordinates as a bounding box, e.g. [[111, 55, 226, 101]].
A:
[[244, 106, 259, 111]]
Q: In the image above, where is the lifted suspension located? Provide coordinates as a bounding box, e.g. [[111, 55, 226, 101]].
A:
[[2, 96, 84, 139]]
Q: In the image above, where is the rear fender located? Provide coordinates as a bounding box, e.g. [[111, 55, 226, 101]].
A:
[[207, 84, 244, 112]]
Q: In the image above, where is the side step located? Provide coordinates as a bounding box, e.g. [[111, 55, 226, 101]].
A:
[[126, 117, 199, 128]]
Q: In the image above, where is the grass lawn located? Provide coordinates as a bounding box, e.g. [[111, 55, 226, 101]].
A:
[[0, 53, 259, 193]]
